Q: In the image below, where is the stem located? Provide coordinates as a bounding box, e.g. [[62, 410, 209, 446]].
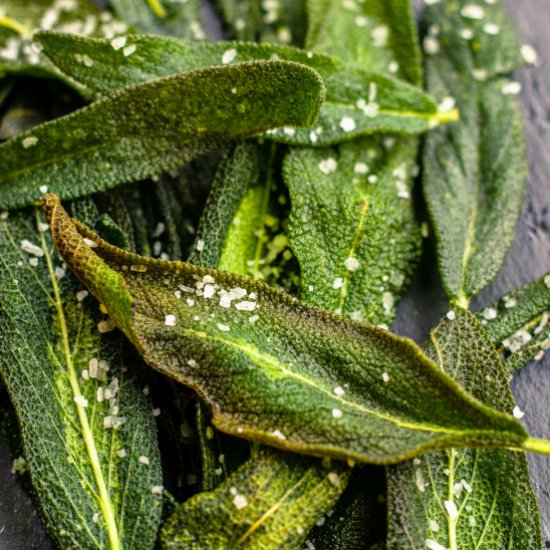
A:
[[146, 0, 167, 18], [453, 293, 470, 310], [38, 213, 122, 550], [523, 437, 550, 455], [0, 16, 32, 38], [436, 108, 460, 125]]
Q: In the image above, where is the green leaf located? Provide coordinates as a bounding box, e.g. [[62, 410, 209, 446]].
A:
[[0, 60, 324, 210], [476, 273, 550, 373], [423, 0, 528, 304], [284, 137, 421, 326], [0, 0, 127, 78], [0, 207, 162, 550], [109, 0, 204, 38], [42, 194, 538, 465], [36, 32, 451, 146], [387, 308, 542, 550], [306, 0, 422, 84], [161, 449, 349, 549]]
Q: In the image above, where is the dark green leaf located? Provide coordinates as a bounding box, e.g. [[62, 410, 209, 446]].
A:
[[387, 308, 542, 550], [109, 0, 204, 38], [37, 33, 451, 145], [161, 449, 349, 549], [43, 195, 537, 465], [305, 0, 422, 85], [0, 60, 324, 210], [284, 137, 421, 326], [0, 207, 162, 550], [423, 0, 528, 304], [476, 273, 550, 373]]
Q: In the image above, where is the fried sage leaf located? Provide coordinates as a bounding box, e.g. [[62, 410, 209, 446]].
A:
[[161, 449, 349, 549], [423, 0, 528, 305], [42, 194, 539, 465], [0, 208, 162, 550], [477, 273, 550, 373], [0, 60, 324, 210], [36, 32, 451, 146], [109, 0, 204, 38], [387, 308, 542, 550], [284, 137, 420, 326]]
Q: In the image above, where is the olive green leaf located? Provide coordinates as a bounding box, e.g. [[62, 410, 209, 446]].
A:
[[0, 207, 162, 550], [284, 137, 421, 326], [36, 32, 453, 145], [43, 194, 549, 465], [0, 60, 324, 210], [477, 273, 550, 374], [161, 449, 349, 549], [423, 0, 528, 306], [387, 308, 542, 550], [0, 0, 127, 77], [306, 0, 422, 86], [109, 0, 204, 38]]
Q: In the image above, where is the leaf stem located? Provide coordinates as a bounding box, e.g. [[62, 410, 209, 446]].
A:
[[0, 16, 32, 38], [146, 0, 167, 18], [523, 437, 550, 455], [38, 211, 122, 550]]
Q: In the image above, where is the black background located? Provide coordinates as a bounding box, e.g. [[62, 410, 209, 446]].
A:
[[0, 0, 549, 548]]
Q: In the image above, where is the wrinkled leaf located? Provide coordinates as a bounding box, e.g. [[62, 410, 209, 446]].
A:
[[42, 195, 536, 465], [306, 0, 421, 85], [387, 308, 542, 550], [477, 273, 550, 373], [423, 0, 528, 304], [109, 0, 205, 38], [37, 32, 451, 146], [284, 137, 421, 326], [0, 60, 324, 210], [161, 449, 349, 549], [0, 208, 162, 550]]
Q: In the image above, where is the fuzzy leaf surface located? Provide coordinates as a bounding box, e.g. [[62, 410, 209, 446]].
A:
[[0, 60, 324, 210], [284, 137, 420, 326], [42, 195, 533, 465], [37, 32, 447, 145], [0, 208, 162, 549], [161, 449, 349, 549], [423, 0, 528, 302], [477, 273, 550, 373], [387, 308, 542, 549]]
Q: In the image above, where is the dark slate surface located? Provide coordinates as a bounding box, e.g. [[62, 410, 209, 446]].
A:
[[0, 1, 549, 548]]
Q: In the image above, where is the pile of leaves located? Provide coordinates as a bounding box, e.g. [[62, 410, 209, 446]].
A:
[[0, 0, 549, 548]]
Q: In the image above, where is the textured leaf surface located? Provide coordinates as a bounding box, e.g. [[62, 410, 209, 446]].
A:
[[37, 32, 449, 145], [161, 449, 349, 549], [109, 0, 204, 38], [306, 0, 422, 85], [284, 137, 420, 326], [477, 273, 550, 373], [0, 208, 162, 549], [0, 60, 324, 210], [0, 0, 127, 77], [387, 308, 542, 550], [423, 0, 528, 303], [42, 195, 532, 465]]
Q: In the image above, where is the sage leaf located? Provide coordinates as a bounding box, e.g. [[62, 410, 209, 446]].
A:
[[387, 308, 542, 550], [161, 449, 349, 549], [306, 0, 422, 86], [0, 0, 127, 77], [0, 60, 324, 210], [43, 194, 536, 464], [477, 273, 550, 373], [284, 137, 421, 326], [36, 32, 451, 145], [423, 0, 528, 304], [109, 0, 205, 38], [0, 208, 162, 550]]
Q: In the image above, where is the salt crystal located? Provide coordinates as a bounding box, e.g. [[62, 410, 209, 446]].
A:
[[222, 48, 237, 64]]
